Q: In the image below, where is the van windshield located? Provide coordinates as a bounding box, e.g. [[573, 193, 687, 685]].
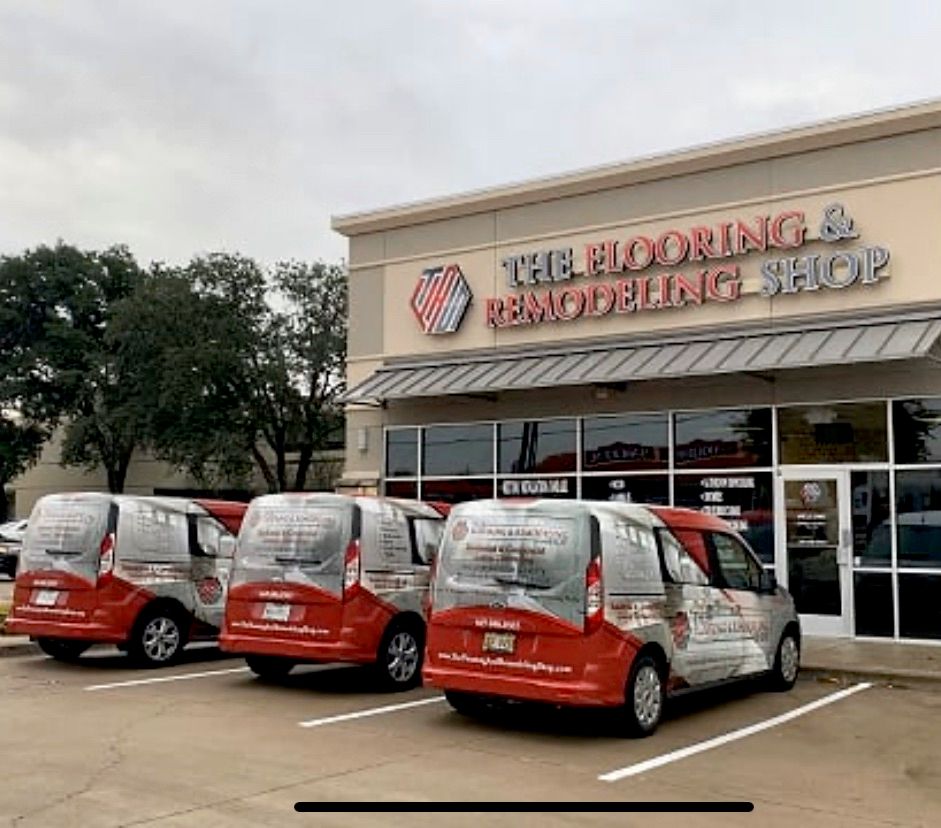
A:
[[20, 497, 110, 576], [436, 504, 592, 626], [236, 501, 352, 573]]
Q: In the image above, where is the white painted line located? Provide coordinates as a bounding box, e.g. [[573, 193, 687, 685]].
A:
[[299, 695, 446, 728], [84, 666, 250, 691], [599, 682, 873, 783]]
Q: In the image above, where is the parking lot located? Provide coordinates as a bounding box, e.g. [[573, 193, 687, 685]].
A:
[[1, 646, 939, 827]]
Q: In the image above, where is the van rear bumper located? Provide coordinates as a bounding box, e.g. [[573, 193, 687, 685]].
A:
[[4, 614, 128, 644], [219, 631, 376, 664], [423, 663, 626, 707]]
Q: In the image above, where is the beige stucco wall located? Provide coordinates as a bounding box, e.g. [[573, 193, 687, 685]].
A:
[[335, 105, 941, 486]]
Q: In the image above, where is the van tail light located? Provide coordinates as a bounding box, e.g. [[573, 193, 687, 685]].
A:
[[343, 539, 361, 598], [585, 556, 603, 635], [98, 532, 116, 580]]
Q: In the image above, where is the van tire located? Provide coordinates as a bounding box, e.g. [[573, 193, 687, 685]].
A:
[[445, 690, 487, 718], [377, 619, 424, 690], [621, 654, 665, 738], [128, 607, 188, 667], [246, 655, 295, 680], [36, 637, 91, 662], [768, 630, 800, 692]]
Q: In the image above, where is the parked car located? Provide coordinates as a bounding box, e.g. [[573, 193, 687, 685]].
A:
[[423, 499, 800, 736], [0, 519, 27, 579], [220, 493, 449, 688], [6, 493, 248, 665]]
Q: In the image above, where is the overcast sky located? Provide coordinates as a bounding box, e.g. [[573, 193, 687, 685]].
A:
[[1, 0, 940, 268]]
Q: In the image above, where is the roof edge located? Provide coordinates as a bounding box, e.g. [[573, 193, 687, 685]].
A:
[[332, 98, 941, 237]]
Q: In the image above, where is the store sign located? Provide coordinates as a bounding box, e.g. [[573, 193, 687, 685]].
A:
[[409, 263, 472, 334], [697, 476, 756, 533], [500, 477, 572, 497], [485, 203, 890, 329]]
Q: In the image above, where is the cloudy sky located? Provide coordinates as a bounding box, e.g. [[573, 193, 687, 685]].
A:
[[1, 0, 939, 267]]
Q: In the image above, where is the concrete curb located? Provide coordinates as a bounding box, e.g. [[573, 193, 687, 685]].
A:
[[0, 640, 38, 658], [802, 664, 941, 690]]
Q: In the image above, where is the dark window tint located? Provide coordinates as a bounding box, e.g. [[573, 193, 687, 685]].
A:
[[581, 475, 669, 505], [895, 470, 941, 567], [899, 575, 941, 640], [422, 424, 493, 476], [385, 428, 418, 477], [421, 478, 493, 505], [851, 472, 891, 567], [384, 480, 418, 499], [709, 532, 763, 591], [497, 476, 576, 499], [778, 402, 887, 464], [583, 413, 668, 471], [674, 408, 771, 468], [674, 473, 774, 563], [498, 420, 576, 473], [854, 573, 894, 637], [894, 398, 941, 463]]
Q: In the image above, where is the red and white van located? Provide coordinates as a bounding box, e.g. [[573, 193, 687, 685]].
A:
[[6, 493, 247, 666], [424, 499, 800, 736], [220, 493, 448, 688]]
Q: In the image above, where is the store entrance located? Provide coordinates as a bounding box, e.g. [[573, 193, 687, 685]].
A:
[[776, 469, 853, 637]]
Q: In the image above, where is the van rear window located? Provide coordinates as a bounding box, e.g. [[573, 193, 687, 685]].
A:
[[237, 503, 352, 569], [21, 499, 110, 567]]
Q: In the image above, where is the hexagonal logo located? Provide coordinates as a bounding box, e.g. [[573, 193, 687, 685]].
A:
[[409, 263, 471, 334]]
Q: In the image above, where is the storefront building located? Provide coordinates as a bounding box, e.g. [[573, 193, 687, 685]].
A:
[[334, 101, 941, 642]]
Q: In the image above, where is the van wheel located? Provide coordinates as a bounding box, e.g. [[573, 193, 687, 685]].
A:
[[378, 621, 424, 690], [621, 655, 665, 737], [246, 655, 295, 680], [445, 690, 487, 718], [129, 608, 187, 667], [36, 637, 90, 662], [768, 630, 800, 691]]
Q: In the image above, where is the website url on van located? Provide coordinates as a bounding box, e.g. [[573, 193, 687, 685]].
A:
[[438, 651, 573, 675]]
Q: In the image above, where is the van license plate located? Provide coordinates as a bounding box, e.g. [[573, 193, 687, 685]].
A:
[[262, 603, 291, 622], [33, 590, 60, 607], [483, 631, 516, 654]]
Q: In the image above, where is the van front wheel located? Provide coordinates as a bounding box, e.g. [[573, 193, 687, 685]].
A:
[[129, 608, 187, 667], [621, 655, 665, 737], [36, 637, 90, 662]]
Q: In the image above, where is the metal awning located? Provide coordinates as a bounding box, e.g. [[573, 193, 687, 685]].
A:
[[343, 309, 941, 404]]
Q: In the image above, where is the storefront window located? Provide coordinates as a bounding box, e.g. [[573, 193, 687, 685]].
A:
[[851, 471, 891, 567], [895, 470, 941, 567], [385, 428, 418, 477], [674, 408, 772, 469], [778, 402, 887, 464], [421, 478, 494, 504], [893, 398, 941, 463], [498, 419, 576, 474], [674, 472, 774, 563], [384, 480, 418, 499], [581, 475, 668, 504], [422, 424, 493, 477], [854, 573, 894, 638], [497, 476, 577, 499], [582, 413, 668, 471], [899, 575, 941, 640]]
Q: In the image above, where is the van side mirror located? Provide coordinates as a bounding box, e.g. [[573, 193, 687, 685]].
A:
[[759, 569, 778, 594]]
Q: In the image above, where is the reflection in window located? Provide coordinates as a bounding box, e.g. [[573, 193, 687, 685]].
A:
[[583, 413, 668, 471], [674, 473, 774, 563], [899, 575, 941, 640], [658, 529, 709, 586], [385, 428, 418, 477], [498, 419, 576, 474], [895, 470, 941, 568], [674, 408, 772, 468], [384, 480, 418, 499], [851, 471, 890, 567], [422, 424, 494, 477], [710, 533, 762, 591], [893, 398, 941, 463], [778, 402, 887, 464], [581, 475, 668, 505], [421, 478, 494, 504]]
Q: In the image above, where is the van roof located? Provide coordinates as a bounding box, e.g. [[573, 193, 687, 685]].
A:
[[246, 492, 446, 520]]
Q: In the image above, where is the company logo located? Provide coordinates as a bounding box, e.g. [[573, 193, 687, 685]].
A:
[[800, 481, 823, 506], [410, 264, 472, 334]]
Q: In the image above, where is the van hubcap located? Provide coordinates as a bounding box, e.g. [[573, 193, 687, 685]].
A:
[[386, 631, 419, 683], [633, 665, 662, 729], [780, 636, 799, 683], [142, 617, 180, 662]]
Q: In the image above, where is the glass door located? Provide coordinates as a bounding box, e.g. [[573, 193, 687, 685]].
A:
[[777, 469, 853, 637]]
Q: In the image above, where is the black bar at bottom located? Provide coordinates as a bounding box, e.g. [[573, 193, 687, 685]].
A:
[[294, 802, 754, 813]]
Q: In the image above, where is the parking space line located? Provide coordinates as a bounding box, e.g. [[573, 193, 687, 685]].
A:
[[84, 666, 251, 691], [298, 695, 445, 728], [599, 682, 872, 783]]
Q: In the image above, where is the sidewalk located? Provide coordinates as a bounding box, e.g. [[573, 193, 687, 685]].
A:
[[801, 636, 941, 687]]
